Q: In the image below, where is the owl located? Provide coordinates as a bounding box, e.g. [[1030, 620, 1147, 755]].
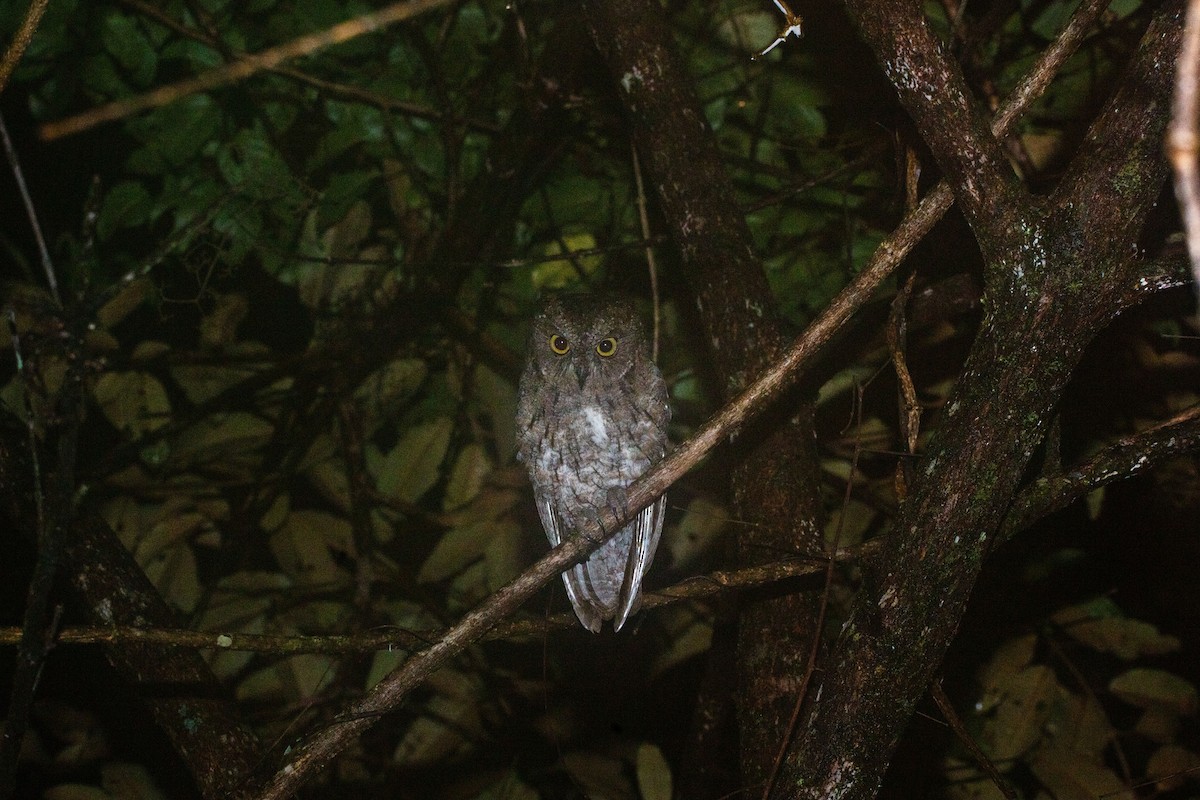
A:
[[516, 293, 671, 632]]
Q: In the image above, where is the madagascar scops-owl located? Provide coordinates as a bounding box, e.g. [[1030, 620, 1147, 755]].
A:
[[515, 294, 671, 632]]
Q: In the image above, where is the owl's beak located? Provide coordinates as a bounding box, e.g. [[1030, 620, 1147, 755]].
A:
[[571, 362, 589, 389]]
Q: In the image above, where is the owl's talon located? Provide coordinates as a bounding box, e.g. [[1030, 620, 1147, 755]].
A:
[[579, 506, 608, 544]]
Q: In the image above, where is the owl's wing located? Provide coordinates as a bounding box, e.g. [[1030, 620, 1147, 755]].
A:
[[613, 494, 666, 632], [537, 496, 606, 633]]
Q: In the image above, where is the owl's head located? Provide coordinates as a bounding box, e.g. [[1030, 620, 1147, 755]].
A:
[[529, 293, 648, 391]]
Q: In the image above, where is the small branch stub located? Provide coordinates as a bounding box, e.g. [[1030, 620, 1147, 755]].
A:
[[758, 0, 803, 57]]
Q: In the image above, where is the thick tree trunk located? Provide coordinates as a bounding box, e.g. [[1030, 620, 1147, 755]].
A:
[[579, 0, 826, 789], [777, 3, 1180, 795]]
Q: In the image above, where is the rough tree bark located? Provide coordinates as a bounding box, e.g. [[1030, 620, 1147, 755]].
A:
[[579, 0, 826, 790], [0, 423, 262, 799], [777, 2, 1182, 797]]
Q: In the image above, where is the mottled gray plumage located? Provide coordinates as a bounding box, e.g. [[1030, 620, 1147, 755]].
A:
[[515, 294, 670, 632]]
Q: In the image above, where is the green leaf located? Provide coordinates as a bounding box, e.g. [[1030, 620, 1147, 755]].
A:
[[101, 11, 157, 86], [715, 10, 778, 53], [93, 371, 170, 438], [172, 343, 265, 405], [372, 417, 454, 504], [127, 94, 222, 169], [983, 665, 1060, 761], [394, 670, 483, 767], [666, 497, 727, 569], [418, 521, 490, 584], [1109, 669, 1198, 715], [1029, 745, 1126, 800], [636, 743, 672, 800], [1146, 745, 1200, 792], [1053, 601, 1180, 660], [218, 124, 296, 203], [562, 752, 633, 800], [532, 232, 601, 291], [82, 52, 133, 98], [97, 181, 153, 239], [171, 411, 273, 474], [317, 172, 378, 232], [443, 444, 492, 511], [470, 772, 540, 800], [650, 607, 713, 677], [354, 359, 428, 435], [237, 654, 336, 702], [269, 510, 355, 587]]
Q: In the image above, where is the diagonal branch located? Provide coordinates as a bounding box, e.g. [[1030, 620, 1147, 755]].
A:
[[0, 0, 49, 93], [1003, 404, 1200, 539], [842, 0, 1024, 249], [115, 0, 501, 134], [1054, 1, 1185, 269]]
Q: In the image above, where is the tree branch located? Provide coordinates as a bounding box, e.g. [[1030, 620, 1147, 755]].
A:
[[1003, 404, 1200, 539], [0, 0, 49, 93], [578, 0, 826, 783], [842, 0, 1024, 247], [0, 545, 873, 652], [1167, 0, 1200, 295], [39, 0, 458, 140], [1054, 1, 1184, 271]]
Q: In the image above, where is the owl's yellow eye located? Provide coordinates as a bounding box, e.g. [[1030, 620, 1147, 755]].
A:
[[549, 334, 571, 355], [595, 337, 617, 357]]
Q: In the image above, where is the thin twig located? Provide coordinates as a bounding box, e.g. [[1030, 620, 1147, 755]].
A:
[[116, 0, 500, 134], [888, 145, 923, 495], [0, 0, 50, 93], [0, 111, 59, 305], [631, 143, 662, 361], [0, 547, 865, 653], [931, 680, 1018, 799], [40, 0, 458, 140], [251, 173, 931, 798]]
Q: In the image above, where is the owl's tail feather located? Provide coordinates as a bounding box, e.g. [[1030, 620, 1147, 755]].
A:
[[562, 566, 606, 632], [612, 495, 666, 632], [557, 495, 666, 633]]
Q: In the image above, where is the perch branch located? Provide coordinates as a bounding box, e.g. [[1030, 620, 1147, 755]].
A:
[[777, 6, 1184, 797], [1054, 1, 1184, 263], [11, 400, 1193, 664], [252, 159, 954, 798], [932, 681, 1018, 799]]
